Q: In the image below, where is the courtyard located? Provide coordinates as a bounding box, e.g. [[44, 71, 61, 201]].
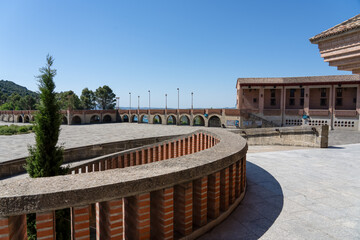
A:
[[0, 123, 359, 239]]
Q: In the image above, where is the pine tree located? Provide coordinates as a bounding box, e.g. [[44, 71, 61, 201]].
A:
[[26, 55, 67, 177]]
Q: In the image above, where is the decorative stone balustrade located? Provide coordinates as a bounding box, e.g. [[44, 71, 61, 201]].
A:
[[0, 129, 247, 240]]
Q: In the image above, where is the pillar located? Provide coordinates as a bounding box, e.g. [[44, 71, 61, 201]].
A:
[[220, 167, 230, 211], [357, 84, 360, 130], [96, 199, 123, 240], [259, 87, 264, 114], [207, 172, 220, 219], [71, 205, 90, 240], [229, 164, 236, 204], [329, 85, 335, 130], [0, 215, 27, 240], [150, 188, 174, 240], [280, 86, 285, 126], [37, 211, 55, 240], [304, 86, 310, 116], [193, 176, 208, 227], [174, 182, 193, 236], [125, 193, 151, 240]]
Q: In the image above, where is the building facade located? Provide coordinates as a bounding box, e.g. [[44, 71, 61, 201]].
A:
[[236, 75, 360, 130]]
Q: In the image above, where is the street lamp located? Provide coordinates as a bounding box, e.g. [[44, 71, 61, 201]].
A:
[[191, 92, 194, 111], [177, 88, 180, 125], [129, 92, 131, 115], [165, 94, 167, 111], [138, 95, 140, 115], [148, 90, 151, 115], [116, 97, 120, 110]]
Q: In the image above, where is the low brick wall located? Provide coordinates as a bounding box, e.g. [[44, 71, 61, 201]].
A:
[[0, 135, 178, 179], [0, 129, 247, 240], [230, 125, 328, 148]]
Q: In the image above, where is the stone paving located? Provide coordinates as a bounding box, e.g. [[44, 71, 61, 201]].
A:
[[0, 123, 202, 163], [201, 143, 360, 239]]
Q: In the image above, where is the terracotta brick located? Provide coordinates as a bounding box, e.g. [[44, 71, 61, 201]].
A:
[[208, 172, 220, 219], [174, 182, 193, 236], [71, 205, 90, 240]]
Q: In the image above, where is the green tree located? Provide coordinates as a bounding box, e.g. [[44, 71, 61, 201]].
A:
[[26, 55, 66, 177], [19, 95, 37, 110], [80, 87, 96, 109], [95, 85, 116, 109], [25, 55, 69, 239], [57, 90, 82, 110]]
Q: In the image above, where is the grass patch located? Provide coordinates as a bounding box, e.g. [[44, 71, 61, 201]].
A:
[[0, 124, 33, 135]]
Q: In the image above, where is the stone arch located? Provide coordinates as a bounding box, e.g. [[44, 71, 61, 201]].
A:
[[123, 115, 129, 122], [62, 116, 68, 125], [140, 115, 148, 123], [167, 115, 176, 125], [193, 115, 205, 126], [24, 115, 30, 123], [17, 115, 23, 123], [208, 115, 222, 127], [153, 115, 162, 124], [180, 115, 190, 125], [103, 115, 112, 123], [71, 115, 82, 125], [131, 115, 138, 123], [8, 115, 13, 122], [30, 116, 35, 122], [90, 115, 100, 124]]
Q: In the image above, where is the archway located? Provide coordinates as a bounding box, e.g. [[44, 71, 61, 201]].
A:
[[132, 115, 138, 123], [153, 115, 162, 124], [90, 115, 100, 124], [208, 116, 221, 127], [123, 115, 129, 122], [62, 116, 68, 125], [18, 115, 23, 123], [167, 115, 176, 125], [180, 115, 190, 125], [140, 115, 148, 123], [193, 115, 205, 126], [103, 115, 112, 123], [30, 116, 35, 122], [24, 115, 30, 123], [71, 116, 82, 125]]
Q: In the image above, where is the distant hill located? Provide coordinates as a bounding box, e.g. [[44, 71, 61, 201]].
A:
[[0, 80, 38, 97]]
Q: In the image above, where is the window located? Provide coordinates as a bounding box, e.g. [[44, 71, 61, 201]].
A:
[[300, 88, 304, 106], [321, 88, 327, 97], [290, 89, 296, 98], [289, 89, 296, 106], [354, 98, 357, 104], [289, 99, 295, 106], [300, 98, 304, 106], [253, 98, 257, 103], [336, 88, 343, 107], [320, 98, 327, 106], [300, 88, 305, 98], [270, 89, 276, 106]]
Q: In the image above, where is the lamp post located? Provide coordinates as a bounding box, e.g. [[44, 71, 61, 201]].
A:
[[177, 88, 179, 125], [191, 92, 194, 111], [148, 90, 151, 116], [129, 92, 131, 116], [165, 94, 167, 112], [116, 97, 120, 110]]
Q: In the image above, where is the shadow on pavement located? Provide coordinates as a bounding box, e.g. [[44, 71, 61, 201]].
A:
[[200, 161, 284, 240]]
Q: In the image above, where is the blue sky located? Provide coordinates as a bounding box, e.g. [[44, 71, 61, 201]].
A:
[[0, 1, 359, 108]]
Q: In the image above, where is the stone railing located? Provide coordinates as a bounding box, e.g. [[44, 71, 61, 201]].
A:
[[0, 135, 178, 179], [0, 129, 247, 240], [231, 125, 328, 148]]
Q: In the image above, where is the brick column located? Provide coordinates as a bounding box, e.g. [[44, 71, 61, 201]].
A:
[[71, 205, 90, 240], [37, 211, 55, 240], [0, 215, 27, 240], [235, 161, 241, 198], [158, 145, 162, 161], [130, 152, 135, 166], [182, 139, 186, 156], [168, 142, 172, 158], [220, 167, 230, 211], [193, 176, 208, 227], [150, 188, 174, 240], [178, 140, 182, 157], [229, 164, 236, 204], [199, 133, 203, 151], [241, 157, 246, 193], [147, 148, 152, 163], [125, 193, 151, 240], [153, 146, 158, 162], [304, 86, 310, 116], [96, 199, 123, 240], [173, 141, 177, 158], [136, 151, 141, 165], [192, 134, 197, 153], [259, 87, 264, 114], [207, 172, 220, 219], [141, 149, 147, 164], [187, 136, 191, 154], [163, 143, 168, 160], [174, 182, 193, 236]]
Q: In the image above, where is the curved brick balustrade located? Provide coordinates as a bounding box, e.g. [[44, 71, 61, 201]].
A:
[[69, 131, 219, 174], [0, 129, 247, 240]]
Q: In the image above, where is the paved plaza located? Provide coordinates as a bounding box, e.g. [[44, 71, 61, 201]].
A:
[[1, 123, 360, 239]]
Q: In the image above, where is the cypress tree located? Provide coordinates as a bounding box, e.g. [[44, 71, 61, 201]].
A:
[[26, 55, 67, 177]]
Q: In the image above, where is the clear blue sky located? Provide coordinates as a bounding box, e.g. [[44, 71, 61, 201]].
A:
[[0, 1, 359, 108]]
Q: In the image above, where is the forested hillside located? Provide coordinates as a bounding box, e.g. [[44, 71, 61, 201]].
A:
[[0, 80, 37, 97]]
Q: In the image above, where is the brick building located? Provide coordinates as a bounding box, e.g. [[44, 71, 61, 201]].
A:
[[236, 14, 360, 130]]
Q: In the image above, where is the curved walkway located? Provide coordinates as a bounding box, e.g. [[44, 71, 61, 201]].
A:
[[201, 141, 360, 239]]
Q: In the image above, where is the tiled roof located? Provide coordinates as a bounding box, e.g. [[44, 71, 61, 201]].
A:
[[310, 14, 360, 43], [237, 75, 360, 85]]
